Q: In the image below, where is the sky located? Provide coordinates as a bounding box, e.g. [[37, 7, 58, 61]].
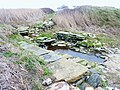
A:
[[0, 0, 120, 10]]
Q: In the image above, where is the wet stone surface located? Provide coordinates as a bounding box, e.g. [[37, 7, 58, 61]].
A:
[[86, 74, 101, 88]]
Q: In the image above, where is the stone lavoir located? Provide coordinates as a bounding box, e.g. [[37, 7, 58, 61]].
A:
[[18, 30, 120, 90], [35, 31, 110, 63], [18, 41, 119, 90]]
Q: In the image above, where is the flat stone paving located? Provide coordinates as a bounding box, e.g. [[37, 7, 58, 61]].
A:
[[20, 42, 62, 62], [42, 52, 62, 62], [20, 42, 88, 82]]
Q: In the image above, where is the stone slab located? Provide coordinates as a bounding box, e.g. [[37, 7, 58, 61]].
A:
[[48, 59, 88, 82], [20, 42, 49, 56], [42, 52, 62, 62]]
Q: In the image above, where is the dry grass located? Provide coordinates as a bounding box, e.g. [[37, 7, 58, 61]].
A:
[[0, 8, 54, 24], [53, 6, 120, 48], [53, 6, 120, 29]]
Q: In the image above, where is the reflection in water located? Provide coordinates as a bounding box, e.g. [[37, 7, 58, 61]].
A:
[[47, 46, 105, 63]]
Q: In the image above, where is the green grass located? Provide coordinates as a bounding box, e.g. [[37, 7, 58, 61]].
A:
[[33, 82, 42, 90], [97, 34, 120, 48], [0, 24, 6, 27], [9, 33, 51, 76], [100, 80, 108, 90], [42, 66, 52, 76], [3, 51, 14, 58], [38, 32, 54, 38], [9, 33, 32, 44], [92, 7, 120, 28], [17, 51, 52, 76]]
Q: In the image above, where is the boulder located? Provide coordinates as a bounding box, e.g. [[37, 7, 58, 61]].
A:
[[86, 74, 101, 88], [48, 59, 88, 82]]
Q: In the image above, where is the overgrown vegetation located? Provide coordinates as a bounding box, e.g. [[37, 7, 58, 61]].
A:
[[8, 33, 52, 89], [98, 34, 120, 48], [12, 48, 52, 76]]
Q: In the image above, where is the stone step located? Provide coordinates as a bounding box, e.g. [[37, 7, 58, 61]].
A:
[[48, 59, 88, 82]]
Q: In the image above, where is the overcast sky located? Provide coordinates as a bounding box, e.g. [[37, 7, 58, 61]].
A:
[[0, 0, 120, 10]]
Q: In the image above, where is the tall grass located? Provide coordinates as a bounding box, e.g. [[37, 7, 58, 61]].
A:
[[53, 6, 120, 28], [0, 8, 54, 24]]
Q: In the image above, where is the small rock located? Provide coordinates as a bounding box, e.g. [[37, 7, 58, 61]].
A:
[[47, 81, 70, 90], [74, 47, 80, 52], [86, 74, 101, 88], [57, 43, 66, 47], [70, 85, 80, 90], [89, 68, 98, 74], [42, 78, 53, 86], [24, 36, 30, 39], [47, 81, 80, 90], [96, 87, 104, 90], [79, 82, 90, 90], [85, 87, 94, 90], [76, 77, 86, 85], [106, 87, 120, 90], [100, 55, 106, 59]]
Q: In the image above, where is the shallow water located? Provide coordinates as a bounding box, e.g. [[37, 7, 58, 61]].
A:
[[47, 46, 105, 63]]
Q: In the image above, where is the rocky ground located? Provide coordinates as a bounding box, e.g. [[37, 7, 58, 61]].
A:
[[104, 52, 120, 88], [0, 6, 120, 90], [0, 25, 120, 90]]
